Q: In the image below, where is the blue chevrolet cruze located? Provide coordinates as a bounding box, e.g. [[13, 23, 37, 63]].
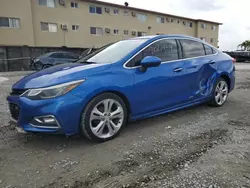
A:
[[7, 35, 235, 142]]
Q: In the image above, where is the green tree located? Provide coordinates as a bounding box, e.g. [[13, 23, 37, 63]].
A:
[[238, 40, 250, 51]]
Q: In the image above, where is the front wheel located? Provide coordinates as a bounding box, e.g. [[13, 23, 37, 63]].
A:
[[80, 93, 128, 142], [33, 61, 43, 71], [209, 78, 229, 107], [42, 64, 52, 69]]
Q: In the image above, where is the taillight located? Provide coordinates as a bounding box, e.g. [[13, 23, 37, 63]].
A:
[[232, 58, 236, 64]]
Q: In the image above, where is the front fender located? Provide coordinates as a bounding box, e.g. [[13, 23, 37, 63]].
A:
[[70, 71, 134, 113]]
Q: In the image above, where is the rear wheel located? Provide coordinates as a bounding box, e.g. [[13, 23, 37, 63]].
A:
[[80, 93, 128, 142], [209, 78, 229, 107]]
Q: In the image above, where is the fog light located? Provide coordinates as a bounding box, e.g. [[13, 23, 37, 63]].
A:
[[30, 115, 60, 129], [35, 117, 56, 124]]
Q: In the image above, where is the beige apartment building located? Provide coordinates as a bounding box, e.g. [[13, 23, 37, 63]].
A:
[[0, 0, 222, 48]]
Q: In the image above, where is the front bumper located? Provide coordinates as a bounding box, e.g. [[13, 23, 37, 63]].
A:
[[7, 93, 86, 136]]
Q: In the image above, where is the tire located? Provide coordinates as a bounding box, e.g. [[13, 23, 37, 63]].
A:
[[42, 64, 52, 69], [33, 61, 43, 71], [209, 78, 229, 107], [80, 93, 128, 142]]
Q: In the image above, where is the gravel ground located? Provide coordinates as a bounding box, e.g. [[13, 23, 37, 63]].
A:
[[0, 63, 250, 188]]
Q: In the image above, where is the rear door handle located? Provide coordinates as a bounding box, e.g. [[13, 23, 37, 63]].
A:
[[173, 67, 183, 73]]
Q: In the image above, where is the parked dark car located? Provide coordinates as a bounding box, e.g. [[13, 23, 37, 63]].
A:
[[224, 51, 250, 62], [30, 51, 80, 71]]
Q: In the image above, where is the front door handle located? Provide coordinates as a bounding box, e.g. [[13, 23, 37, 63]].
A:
[[173, 67, 183, 73], [209, 60, 216, 64]]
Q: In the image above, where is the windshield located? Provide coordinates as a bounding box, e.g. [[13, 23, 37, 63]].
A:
[[76, 39, 147, 64]]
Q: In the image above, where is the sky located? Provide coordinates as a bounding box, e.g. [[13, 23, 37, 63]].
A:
[[101, 0, 250, 51]]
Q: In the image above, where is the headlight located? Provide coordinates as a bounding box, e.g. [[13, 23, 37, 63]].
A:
[[22, 80, 85, 100], [34, 58, 40, 62]]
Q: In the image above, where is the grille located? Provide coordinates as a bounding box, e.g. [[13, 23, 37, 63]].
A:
[[9, 103, 20, 121], [10, 89, 27, 96]]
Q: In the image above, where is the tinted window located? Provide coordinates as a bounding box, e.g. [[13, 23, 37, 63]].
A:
[[143, 39, 178, 61], [127, 39, 178, 67], [50, 53, 64, 58], [96, 7, 102, 14], [0, 17, 9, 27], [63, 53, 78, 59], [180, 39, 205, 58], [89, 6, 95, 13], [204, 44, 213, 55]]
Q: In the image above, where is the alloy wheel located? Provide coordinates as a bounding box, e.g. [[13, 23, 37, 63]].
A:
[[89, 99, 124, 139], [215, 80, 228, 105]]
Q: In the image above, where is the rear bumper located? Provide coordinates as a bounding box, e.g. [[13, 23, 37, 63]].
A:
[[229, 68, 236, 92]]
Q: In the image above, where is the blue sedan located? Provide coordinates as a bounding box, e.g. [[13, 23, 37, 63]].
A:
[[7, 35, 235, 142]]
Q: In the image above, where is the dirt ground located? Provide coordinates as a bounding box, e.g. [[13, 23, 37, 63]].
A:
[[0, 64, 250, 188]]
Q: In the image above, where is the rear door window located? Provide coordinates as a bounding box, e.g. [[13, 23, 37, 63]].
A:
[[180, 39, 205, 58], [63, 53, 78, 59], [204, 44, 213, 55], [50, 53, 64, 58]]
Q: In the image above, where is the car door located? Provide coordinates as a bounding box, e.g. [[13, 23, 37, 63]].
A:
[[179, 39, 218, 101], [127, 38, 195, 118]]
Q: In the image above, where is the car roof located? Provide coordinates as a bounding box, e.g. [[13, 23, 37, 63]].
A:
[[128, 34, 216, 49], [131, 34, 200, 41], [38, 51, 73, 58]]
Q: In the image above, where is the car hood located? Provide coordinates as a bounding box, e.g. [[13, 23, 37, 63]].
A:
[[13, 63, 111, 89]]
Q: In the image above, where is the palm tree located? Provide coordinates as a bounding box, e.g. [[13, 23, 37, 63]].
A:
[[238, 40, 250, 51]]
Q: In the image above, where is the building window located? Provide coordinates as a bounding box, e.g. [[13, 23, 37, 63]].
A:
[[177, 20, 180, 24], [104, 7, 110, 13], [72, 25, 79, 31], [171, 18, 175, 23], [137, 32, 147, 37], [0, 17, 20, 28], [137, 14, 147, 22], [190, 22, 193, 27], [71, 1, 78, 8], [38, 0, 55, 8], [200, 37, 206, 41], [113, 9, 119, 15], [90, 27, 103, 35], [89, 6, 102, 14], [41, 22, 57, 32], [201, 23, 206, 29], [212, 25, 216, 31], [210, 38, 215, 43], [124, 30, 129, 35], [124, 10, 129, 16], [113, 29, 119, 35], [156, 17, 164, 23]]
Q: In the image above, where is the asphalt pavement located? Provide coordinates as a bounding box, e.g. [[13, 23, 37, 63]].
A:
[[0, 64, 250, 188]]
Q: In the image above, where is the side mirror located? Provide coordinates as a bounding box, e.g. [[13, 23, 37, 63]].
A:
[[140, 56, 162, 72]]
